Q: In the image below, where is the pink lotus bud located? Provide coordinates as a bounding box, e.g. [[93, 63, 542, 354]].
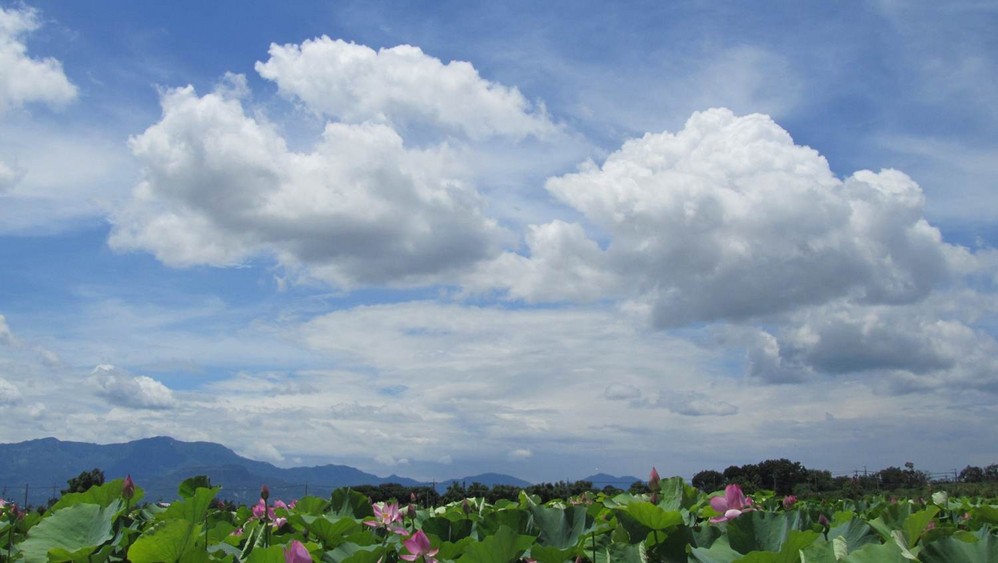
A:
[[818, 514, 829, 527], [284, 539, 313, 563], [260, 485, 270, 501], [649, 467, 661, 488], [782, 495, 796, 510], [123, 475, 135, 500], [7, 503, 24, 522]]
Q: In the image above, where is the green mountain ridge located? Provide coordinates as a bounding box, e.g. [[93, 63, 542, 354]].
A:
[[0, 436, 636, 506]]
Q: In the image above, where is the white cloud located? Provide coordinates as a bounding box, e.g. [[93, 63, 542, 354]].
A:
[[0, 314, 14, 346], [683, 46, 802, 121], [743, 299, 998, 393], [478, 108, 970, 327], [0, 5, 129, 233], [880, 134, 998, 223], [508, 448, 532, 460], [658, 391, 739, 417], [109, 84, 507, 286], [255, 37, 556, 141], [0, 5, 76, 114], [604, 383, 641, 401], [0, 376, 20, 405], [0, 158, 23, 192], [603, 383, 738, 416], [89, 364, 176, 410]]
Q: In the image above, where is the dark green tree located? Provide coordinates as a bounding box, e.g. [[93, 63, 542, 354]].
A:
[[441, 481, 467, 504], [62, 468, 105, 495], [466, 482, 489, 499], [691, 470, 724, 493], [959, 465, 985, 483], [756, 458, 809, 495]]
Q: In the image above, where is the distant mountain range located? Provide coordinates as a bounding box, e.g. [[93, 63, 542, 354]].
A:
[[0, 436, 639, 506]]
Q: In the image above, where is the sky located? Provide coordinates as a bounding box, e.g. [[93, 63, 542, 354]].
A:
[[0, 0, 996, 485]]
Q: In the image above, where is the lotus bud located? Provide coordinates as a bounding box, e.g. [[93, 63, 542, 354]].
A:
[[818, 514, 829, 527], [260, 484, 270, 501], [649, 467, 661, 489], [8, 503, 23, 522], [284, 539, 313, 563], [123, 474, 135, 500], [782, 495, 796, 510]]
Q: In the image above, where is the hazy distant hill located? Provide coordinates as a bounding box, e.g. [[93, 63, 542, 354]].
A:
[[0, 436, 423, 505], [434, 472, 533, 492], [583, 472, 644, 489], [0, 437, 642, 506]]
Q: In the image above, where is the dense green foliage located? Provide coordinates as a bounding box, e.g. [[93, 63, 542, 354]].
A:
[[59, 469, 105, 496], [1, 474, 996, 562]]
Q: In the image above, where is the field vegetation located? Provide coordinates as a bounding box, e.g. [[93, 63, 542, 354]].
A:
[[1, 463, 996, 562]]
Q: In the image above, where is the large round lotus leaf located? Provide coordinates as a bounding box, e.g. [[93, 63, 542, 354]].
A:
[[18, 502, 118, 562]]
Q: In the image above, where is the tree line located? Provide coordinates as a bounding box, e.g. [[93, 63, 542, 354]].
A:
[[49, 459, 998, 511], [691, 459, 998, 497]]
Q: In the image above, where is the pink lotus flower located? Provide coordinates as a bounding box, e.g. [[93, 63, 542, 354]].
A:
[[709, 484, 754, 523], [365, 502, 407, 535], [252, 499, 275, 520], [782, 495, 797, 509], [401, 530, 439, 562], [284, 539, 312, 563]]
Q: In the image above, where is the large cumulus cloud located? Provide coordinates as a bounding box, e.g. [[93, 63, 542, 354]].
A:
[[479, 108, 970, 327], [255, 37, 556, 140], [109, 81, 508, 286]]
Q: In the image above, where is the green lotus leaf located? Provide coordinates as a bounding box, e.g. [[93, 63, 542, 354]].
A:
[[457, 525, 533, 562], [18, 501, 119, 562], [329, 488, 374, 519], [128, 519, 206, 563], [920, 533, 998, 563], [303, 514, 361, 548], [48, 479, 142, 512], [529, 505, 592, 549]]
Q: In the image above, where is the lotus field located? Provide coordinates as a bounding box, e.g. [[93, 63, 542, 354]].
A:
[[1, 473, 996, 562]]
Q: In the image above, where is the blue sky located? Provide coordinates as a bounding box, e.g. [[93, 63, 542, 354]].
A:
[[0, 1, 995, 483]]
